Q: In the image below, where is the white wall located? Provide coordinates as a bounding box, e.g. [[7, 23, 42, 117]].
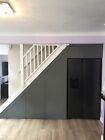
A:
[[8, 45, 21, 97], [0, 45, 9, 55], [8, 44, 32, 97]]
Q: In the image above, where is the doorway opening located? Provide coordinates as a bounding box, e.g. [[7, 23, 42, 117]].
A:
[[0, 45, 9, 106]]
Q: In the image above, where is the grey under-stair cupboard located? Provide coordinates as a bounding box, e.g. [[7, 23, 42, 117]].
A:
[[67, 58, 101, 119]]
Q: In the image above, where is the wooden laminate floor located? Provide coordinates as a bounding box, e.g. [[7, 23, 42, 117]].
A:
[[0, 119, 102, 140]]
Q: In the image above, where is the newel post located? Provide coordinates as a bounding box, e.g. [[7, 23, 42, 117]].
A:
[[20, 44, 24, 87]]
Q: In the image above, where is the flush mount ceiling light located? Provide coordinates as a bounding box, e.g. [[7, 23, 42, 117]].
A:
[[0, 0, 15, 16]]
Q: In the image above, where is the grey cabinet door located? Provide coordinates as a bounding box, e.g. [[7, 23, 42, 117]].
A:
[[67, 58, 101, 119], [82, 59, 101, 119], [67, 59, 83, 118]]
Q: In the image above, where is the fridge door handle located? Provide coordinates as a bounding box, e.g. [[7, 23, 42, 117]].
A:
[[70, 78, 79, 89]]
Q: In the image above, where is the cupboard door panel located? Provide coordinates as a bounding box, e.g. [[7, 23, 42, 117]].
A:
[[82, 59, 101, 119], [67, 58, 101, 119], [67, 59, 83, 118]]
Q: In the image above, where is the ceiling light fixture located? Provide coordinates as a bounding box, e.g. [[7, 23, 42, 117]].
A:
[[0, 0, 15, 16]]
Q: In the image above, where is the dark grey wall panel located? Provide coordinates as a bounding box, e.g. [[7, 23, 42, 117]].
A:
[[26, 74, 46, 119], [0, 44, 103, 119], [68, 44, 103, 58], [45, 52, 67, 119], [6, 94, 26, 118], [0, 110, 7, 118]]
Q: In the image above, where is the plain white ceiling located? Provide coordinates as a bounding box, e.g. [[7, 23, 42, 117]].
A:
[[0, 0, 105, 36]]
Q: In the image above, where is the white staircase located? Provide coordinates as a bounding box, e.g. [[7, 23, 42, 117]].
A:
[[0, 44, 68, 113]]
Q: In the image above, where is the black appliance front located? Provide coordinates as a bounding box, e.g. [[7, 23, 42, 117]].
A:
[[67, 58, 101, 119]]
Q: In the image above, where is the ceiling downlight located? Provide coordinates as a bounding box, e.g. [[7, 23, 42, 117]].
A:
[[0, 1, 15, 16]]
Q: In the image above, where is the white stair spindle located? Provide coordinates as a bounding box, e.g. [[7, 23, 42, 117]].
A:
[[26, 55, 28, 79], [20, 44, 24, 87], [45, 45, 46, 59], [33, 45, 35, 71], [48, 45, 50, 56], [30, 50, 32, 75], [37, 45, 39, 67], [52, 45, 54, 52], [41, 45, 43, 63]]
